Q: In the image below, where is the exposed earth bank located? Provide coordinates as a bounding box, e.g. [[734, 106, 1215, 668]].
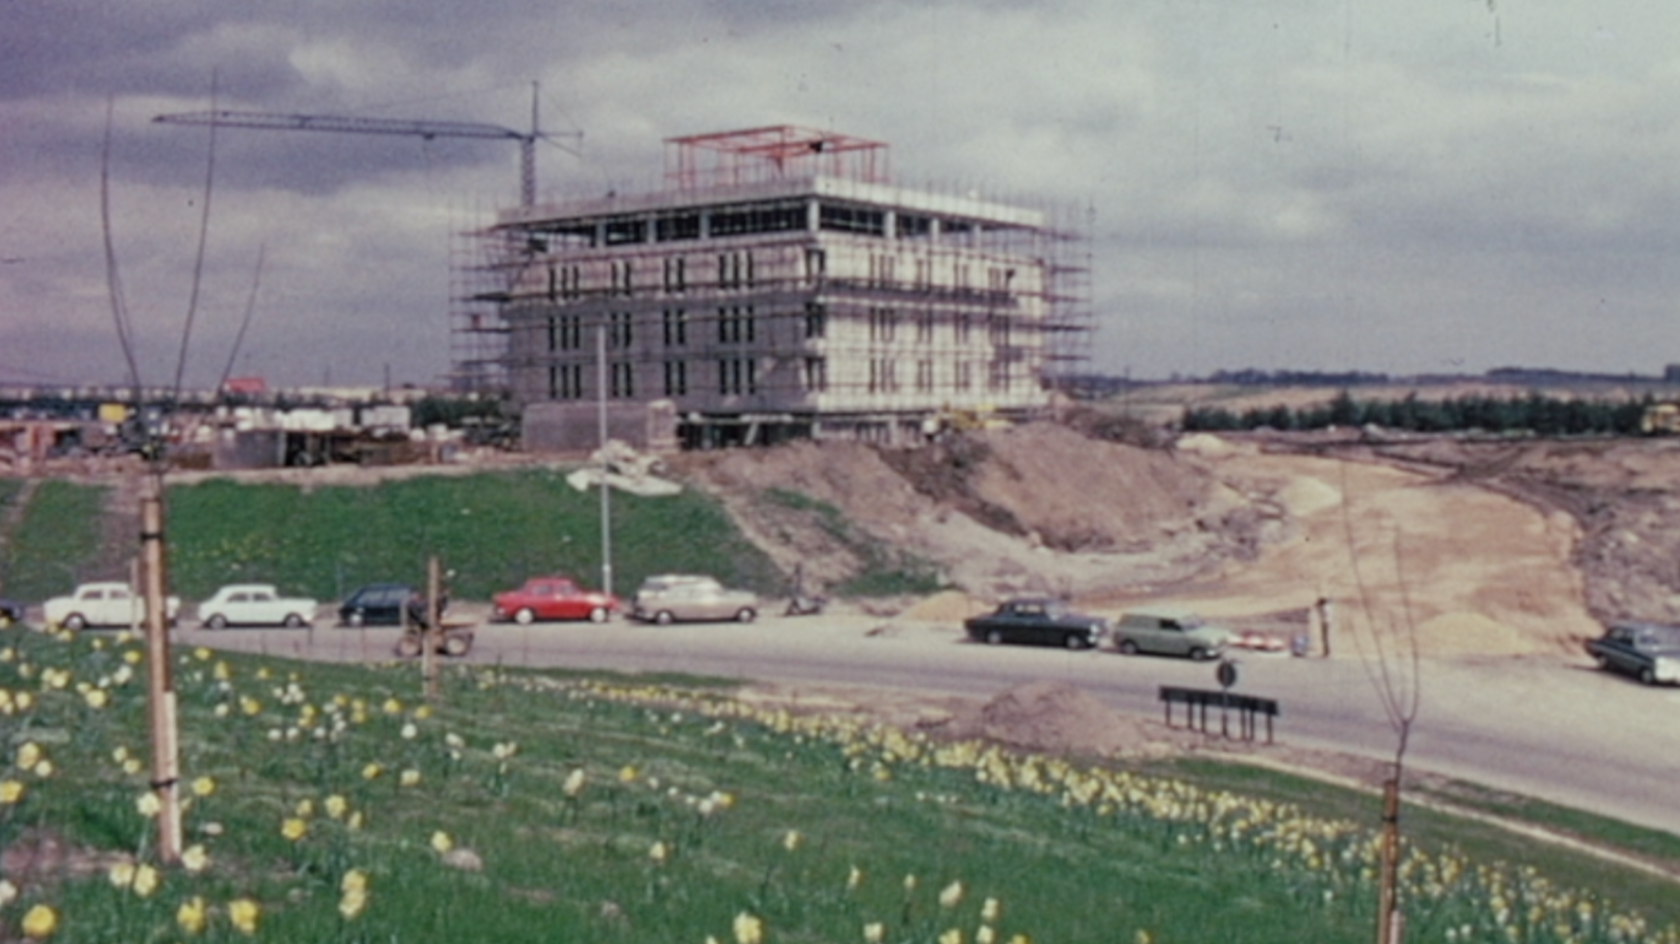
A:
[[676, 423, 1680, 660]]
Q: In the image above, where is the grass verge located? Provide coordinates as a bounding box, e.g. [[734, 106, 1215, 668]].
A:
[[3, 626, 1676, 943]]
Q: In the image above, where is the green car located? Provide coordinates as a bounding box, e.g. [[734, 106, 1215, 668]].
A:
[[1112, 609, 1232, 661]]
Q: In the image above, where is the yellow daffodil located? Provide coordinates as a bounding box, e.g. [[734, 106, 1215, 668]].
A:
[[864, 921, 885, 943], [938, 930, 963, 944], [83, 688, 109, 709], [382, 697, 403, 715], [31, 759, 52, 778], [131, 862, 160, 897], [177, 896, 209, 935], [563, 769, 586, 797], [294, 798, 315, 818], [1, 780, 23, 804], [782, 829, 803, 852], [191, 776, 216, 797], [732, 911, 765, 944], [492, 741, 518, 760], [430, 830, 454, 854], [413, 704, 432, 720], [981, 898, 1001, 923], [341, 869, 369, 893], [16, 741, 42, 769], [977, 927, 997, 944], [649, 840, 669, 863], [339, 886, 369, 920], [280, 817, 308, 841], [227, 897, 260, 935], [618, 764, 638, 783], [399, 769, 421, 787], [362, 763, 383, 780], [181, 844, 210, 872], [21, 902, 57, 939], [325, 794, 349, 819], [400, 722, 418, 740], [939, 880, 965, 909], [347, 810, 366, 831], [108, 861, 136, 887], [0, 879, 16, 907], [136, 792, 162, 818], [847, 864, 863, 891]]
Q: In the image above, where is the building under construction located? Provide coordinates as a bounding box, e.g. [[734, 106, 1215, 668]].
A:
[[453, 125, 1090, 450]]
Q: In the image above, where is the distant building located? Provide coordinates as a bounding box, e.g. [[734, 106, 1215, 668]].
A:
[[457, 126, 1090, 450]]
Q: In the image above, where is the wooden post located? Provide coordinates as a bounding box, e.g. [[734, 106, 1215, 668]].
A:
[[140, 481, 182, 864], [1376, 776, 1404, 944], [423, 556, 441, 702]]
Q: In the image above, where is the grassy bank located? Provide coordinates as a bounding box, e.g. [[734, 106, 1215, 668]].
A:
[[0, 470, 787, 605], [3, 626, 1677, 943]]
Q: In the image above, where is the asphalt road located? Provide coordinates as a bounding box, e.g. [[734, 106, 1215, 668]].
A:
[[178, 611, 1680, 838]]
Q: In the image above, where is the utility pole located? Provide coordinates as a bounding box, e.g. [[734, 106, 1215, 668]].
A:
[[140, 477, 182, 864], [596, 322, 613, 598]]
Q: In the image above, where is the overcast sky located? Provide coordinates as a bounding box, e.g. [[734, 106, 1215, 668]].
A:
[[3, 1, 1677, 390]]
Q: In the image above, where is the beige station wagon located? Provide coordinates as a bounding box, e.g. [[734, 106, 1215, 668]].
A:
[[1112, 609, 1232, 661], [631, 574, 759, 624]]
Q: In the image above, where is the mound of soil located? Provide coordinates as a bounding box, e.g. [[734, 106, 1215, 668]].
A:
[[673, 423, 1270, 599], [943, 680, 1177, 758]]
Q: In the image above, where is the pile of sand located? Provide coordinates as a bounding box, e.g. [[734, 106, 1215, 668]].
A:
[[944, 680, 1177, 758]]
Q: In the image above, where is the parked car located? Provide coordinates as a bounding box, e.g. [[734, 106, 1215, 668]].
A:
[[43, 581, 181, 630], [1585, 621, 1680, 686], [631, 574, 758, 624], [0, 598, 25, 627], [198, 584, 318, 629], [337, 583, 425, 628], [492, 575, 618, 624], [1112, 609, 1232, 660], [963, 598, 1107, 650]]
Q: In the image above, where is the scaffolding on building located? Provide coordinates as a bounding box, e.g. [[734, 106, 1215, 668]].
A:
[[450, 125, 1094, 445]]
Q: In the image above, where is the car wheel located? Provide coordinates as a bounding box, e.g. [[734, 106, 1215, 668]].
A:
[[1639, 666, 1657, 686], [514, 607, 536, 625], [654, 610, 675, 626], [394, 634, 422, 658], [283, 614, 306, 629], [1065, 633, 1087, 650], [1118, 639, 1139, 655], [443, 633, 472, 657], [205, 613, 228, 630], [986, 629, 1004, 646], [588, 606, 609, 623], [735, 607, 757, 623], [63, 613, 86, 631]]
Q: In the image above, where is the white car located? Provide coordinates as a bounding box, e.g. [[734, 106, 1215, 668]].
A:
[[198, 584, 318, 629], [44, 581, 181, 630]]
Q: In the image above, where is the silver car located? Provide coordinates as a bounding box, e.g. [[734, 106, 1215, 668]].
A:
[[631, 574, 759, 624]]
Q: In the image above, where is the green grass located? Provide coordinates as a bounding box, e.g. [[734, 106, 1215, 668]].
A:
[[162, 470, 784, 601], [4, 627, 1678, 944], [0, 481, 108, 601]]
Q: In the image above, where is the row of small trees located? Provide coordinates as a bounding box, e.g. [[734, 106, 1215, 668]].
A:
[[1181, 390, 1659, 436]]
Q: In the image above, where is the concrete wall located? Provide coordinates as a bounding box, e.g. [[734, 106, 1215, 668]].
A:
[[522, 399, 679, 453]]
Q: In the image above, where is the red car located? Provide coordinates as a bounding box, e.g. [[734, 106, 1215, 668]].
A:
[[491, 576, 618, 624]]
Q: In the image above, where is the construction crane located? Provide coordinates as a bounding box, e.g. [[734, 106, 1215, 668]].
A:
[[154, 89, 574, 207]]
